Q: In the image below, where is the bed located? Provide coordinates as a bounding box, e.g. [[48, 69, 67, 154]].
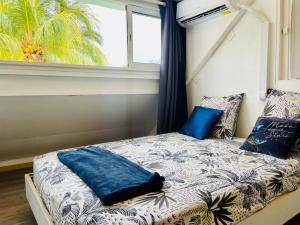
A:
[[27, 133, 300, 225]]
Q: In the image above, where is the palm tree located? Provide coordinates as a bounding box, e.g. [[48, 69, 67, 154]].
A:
[[0, 0, 107, 65]]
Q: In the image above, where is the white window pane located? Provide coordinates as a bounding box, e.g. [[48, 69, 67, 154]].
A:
[[132, 13, 161, 64], [88, 3, 127, 67]]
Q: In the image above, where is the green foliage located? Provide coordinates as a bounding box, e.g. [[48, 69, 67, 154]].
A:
[[0, 33, 24, 60], [0, 0, 107, 65]]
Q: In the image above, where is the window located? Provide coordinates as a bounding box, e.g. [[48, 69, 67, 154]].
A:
[[132, 13, 161, 64], [127, 5, 161, 69], [87, 2, 127, 67], [0, 0, 161, 70]]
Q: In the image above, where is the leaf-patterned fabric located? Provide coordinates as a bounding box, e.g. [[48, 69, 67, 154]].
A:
[[200, 94, 244, 140], [262, 88, 300, 152], [263, 89, 300, 119], [33, 133, 300, 225]]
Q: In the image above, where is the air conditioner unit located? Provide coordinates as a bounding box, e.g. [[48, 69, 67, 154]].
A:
[[177, 0, 251, 27]]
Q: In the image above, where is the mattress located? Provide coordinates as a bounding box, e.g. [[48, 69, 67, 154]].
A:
[[33, 133, 300, 225]]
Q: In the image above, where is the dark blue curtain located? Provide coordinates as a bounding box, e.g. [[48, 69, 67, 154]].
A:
[[157, 0, 188, 134]]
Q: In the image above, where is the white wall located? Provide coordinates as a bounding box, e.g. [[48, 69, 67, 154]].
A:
[[186, 0, 281, 138], [0, 67, 159, 165], [0, 94, 157, 162]]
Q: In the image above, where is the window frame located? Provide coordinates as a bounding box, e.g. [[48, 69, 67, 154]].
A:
[[0, 0, 161, 74], [127, 5, 161, 71]]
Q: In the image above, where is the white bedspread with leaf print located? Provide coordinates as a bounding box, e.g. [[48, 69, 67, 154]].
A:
[[33, 133, 300, 225]]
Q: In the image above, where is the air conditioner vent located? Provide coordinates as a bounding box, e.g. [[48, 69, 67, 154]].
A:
[[181, 4, 229, 25]]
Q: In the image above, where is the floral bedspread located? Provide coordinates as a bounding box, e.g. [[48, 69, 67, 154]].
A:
[[33, 133, 300, 225]]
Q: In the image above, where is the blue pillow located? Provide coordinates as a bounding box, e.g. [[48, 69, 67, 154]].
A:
[[240, 117, 300, 159], [180, 106, 224, 140]]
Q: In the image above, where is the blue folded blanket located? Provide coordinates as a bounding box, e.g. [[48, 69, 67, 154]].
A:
[[57, 146, 165, 205]]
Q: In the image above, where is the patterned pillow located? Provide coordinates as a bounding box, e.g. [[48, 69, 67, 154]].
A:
[[240, 117, 300, 159], [200, 93, 244, 140], [262, 88, 300, 151], [262, 88, 300, 119]]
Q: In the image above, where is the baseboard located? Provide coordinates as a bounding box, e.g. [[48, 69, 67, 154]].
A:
[[0, 157, 33, 173]]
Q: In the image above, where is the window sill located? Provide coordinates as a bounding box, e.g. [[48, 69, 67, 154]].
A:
[[0, 61, 160, 80], [0, 61, 160, 97]]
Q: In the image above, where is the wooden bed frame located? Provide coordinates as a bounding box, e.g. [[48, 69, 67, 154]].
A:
[[25, 173, 300, 225]]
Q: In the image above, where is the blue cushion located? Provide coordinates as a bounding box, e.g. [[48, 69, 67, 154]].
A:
[[180, 106, 224, 140], [240, 117, 300, 159]]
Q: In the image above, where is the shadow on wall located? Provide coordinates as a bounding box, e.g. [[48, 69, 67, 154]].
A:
[[0, 94, 157, 161]]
